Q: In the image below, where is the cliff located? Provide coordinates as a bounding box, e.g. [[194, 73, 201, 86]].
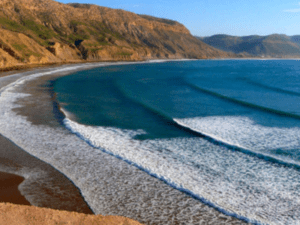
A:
[[198, 34, 300, 58], [0, 0, 232, 69]]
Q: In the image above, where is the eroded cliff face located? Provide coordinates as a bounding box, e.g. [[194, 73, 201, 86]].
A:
[[0, 0, 232, 69]]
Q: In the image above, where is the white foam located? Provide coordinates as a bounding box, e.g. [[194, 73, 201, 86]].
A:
[[175, 116, 300, 165], [1, 63, 300, 224], [0, 62, 247, 225], [64, 117, 300, 224]]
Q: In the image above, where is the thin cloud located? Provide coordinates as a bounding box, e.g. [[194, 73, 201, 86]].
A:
[[284, 2, 300, 12]]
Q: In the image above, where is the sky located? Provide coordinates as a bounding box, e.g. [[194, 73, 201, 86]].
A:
[[56, 0, 300, 37]]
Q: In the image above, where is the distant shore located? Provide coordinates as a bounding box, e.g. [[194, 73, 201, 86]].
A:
[[1, 56, 300, 73]]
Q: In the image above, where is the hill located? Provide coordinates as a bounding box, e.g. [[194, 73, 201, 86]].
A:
[[198, 34, 300, 58], [0, 0, 232, 69]]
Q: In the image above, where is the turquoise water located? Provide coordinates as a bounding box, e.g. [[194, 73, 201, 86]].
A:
[[54, 60, 300, 224]]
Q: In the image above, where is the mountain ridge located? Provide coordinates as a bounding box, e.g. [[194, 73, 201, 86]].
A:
[[198, 34, 300, 57], [0, 0, 233, 69]]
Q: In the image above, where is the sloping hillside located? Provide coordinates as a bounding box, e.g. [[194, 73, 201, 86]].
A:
[[199, 34, 300, 57], [0, 0, 232, 69], [291, 35, 300, 47]]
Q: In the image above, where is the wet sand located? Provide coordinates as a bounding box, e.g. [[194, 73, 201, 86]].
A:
[[0, 171, 30, 205], [0, 66, 93, 213], [0, 132, 93, 213], [0, 64, 248, 224]]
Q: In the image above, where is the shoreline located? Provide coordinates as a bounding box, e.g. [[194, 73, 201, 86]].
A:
[[1, 56, 300, 74], [0, 171, 30, 206], [0, 66, 96, 213], [0, 128, 93, 214], [0, 61, 248, 224]]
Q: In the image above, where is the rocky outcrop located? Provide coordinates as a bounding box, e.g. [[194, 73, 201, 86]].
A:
[[0, 203, 143, 225], [0, 28, 59, 65], [46, 42, 82, 62], [0, 0, 232, 69]]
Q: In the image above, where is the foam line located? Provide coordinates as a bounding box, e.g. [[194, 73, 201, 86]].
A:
[[174, 116, 300, 168], [63, 117, 300, 224], [1, 61, 300, 224], [0, 60, 255, 225]]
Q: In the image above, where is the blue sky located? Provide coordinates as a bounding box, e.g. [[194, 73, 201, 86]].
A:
[[56, 0, 300, 37]]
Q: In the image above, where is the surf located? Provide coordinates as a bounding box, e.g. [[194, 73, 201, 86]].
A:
[[2, 60, 300, 224]]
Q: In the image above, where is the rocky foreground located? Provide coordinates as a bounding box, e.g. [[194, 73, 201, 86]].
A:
[[0, 203, 143, 225]]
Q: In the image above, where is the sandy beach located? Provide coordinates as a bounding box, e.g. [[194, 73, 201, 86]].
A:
[[0, 63, 248, 224], [0, 202, 142, 225], [0, 65, 144, 224], [0, 69, 96, 212], [0, 133, 93, 213], [0, 66, 95, 217]]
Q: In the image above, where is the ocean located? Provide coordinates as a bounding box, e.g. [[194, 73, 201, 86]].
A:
[[1, 60, 300, 224]]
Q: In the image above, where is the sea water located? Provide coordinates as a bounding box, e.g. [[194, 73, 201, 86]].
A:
[[1, 60, 300, 224]]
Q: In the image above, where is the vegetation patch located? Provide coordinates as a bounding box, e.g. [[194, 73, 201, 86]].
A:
[[111, 32, 124, 40], [90, 48, 99, 53], [89, 21, 124, 40], [116, 51, 132, 56], [68, 33, 90, 43], [70, 20, 87, 27], [0, 17, 58, 47], [97, 40, 109, 46], [0, 17, 24, 32], [11, 43, 41, 59], [12, 44, 27, 51], [21, 19, 57, 40], [23, 49, 42, 58]]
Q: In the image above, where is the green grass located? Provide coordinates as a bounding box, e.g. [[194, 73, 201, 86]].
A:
[[0, 17, 58, 43], [89, 47, 104, 53], [90, 48, 99, 53], [89, 21, 124, 41], [68, 33, 90, 43], [21, 48, 41, 58], [111, 32, 124, 40], [70, 20, 86, 27], [116, 51, 132, 56], [12, 44, 42, 59], [11, 43, 41, 59], [21, 19, 57, 40], [12, 43, 27, 51], [0, 16, 124, 50], [84, 43, 97, 47], [0, 17, 24, 32]]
